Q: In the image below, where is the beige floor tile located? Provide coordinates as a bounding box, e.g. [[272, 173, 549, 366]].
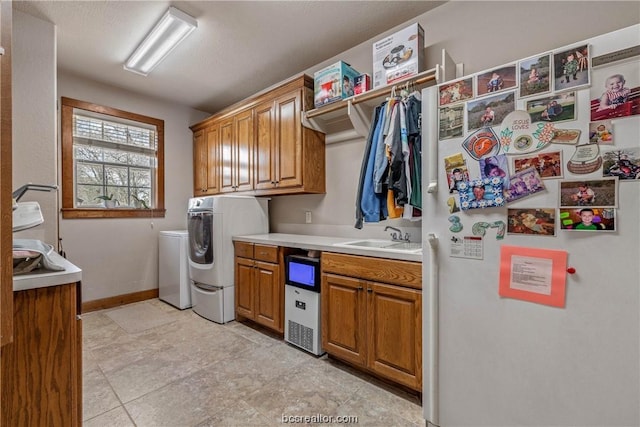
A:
[[103, 342, 204, 403], [82, 299, 425, 426], [125, 368, 235, 426], [194, 400, 277, 427], [355, 379, 423, 425], [105, 301, 180, 334], [83, 405, 134, 427], [332, 395, 422, 427], [83, 366, 122, 421], [243, 366, 355, 424]]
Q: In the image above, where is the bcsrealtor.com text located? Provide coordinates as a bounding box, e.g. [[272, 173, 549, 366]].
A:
[[281, 414, 358, 424]]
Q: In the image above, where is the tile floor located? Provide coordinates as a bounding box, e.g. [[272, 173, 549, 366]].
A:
[[82, 299, 424, 426]]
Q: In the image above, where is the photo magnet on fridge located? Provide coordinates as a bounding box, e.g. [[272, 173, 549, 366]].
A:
[[602, 147, 640, 180]]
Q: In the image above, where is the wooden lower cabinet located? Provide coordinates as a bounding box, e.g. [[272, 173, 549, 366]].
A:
[[321, 253, 422, 391], [1, 282, 82, 427], [234, 242, 283, 333]]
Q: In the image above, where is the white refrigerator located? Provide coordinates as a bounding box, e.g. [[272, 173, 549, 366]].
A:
[[422, 25, 639, 426]]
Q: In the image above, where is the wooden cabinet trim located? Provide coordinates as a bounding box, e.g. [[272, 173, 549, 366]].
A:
[[254, 244, 278, 263], [1, 0, 13, 347], [190, 74, 313, 131], [234, 241, 254, 259], [322, 252, 422, 289], [1, 282, 81, 426]]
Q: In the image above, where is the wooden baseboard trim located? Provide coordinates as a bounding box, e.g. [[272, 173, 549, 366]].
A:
[[81, 289, 158, 313]]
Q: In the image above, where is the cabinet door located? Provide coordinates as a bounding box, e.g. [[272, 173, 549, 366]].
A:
[[235, 257, 255, 319], [235, 109, 254, 192], [254, 261, 282, 332], [366, 282, 422, 390], [1, 283, 81, 426], [321, 273, 367, 367], [219, 118, 235, 193], [274, 90, 303, 188], [193, 129, 208, 195], [254, 100, 276, 190], [205, 125, 220, 194]]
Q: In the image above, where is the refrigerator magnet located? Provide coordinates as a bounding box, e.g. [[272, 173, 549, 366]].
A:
[[458, 177, 505, 210], [461, 127, 500, 160]]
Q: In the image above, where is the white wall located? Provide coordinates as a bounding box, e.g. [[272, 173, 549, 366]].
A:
[[12, 10, 57, 245], [57, 72, 209, 302], [270, 1, 640, 241]]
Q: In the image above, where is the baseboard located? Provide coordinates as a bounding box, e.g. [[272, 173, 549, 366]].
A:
[[81, 289, 159, 313]]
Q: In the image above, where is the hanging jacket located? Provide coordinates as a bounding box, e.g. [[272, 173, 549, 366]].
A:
[[360, 105, 388, 224], [354, 106, 382, 229], [387, 101, 408, 206], [374, 100, 396, 193], [405, 93, 423, 210]]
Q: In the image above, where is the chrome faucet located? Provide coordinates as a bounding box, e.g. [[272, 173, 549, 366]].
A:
[[384, 226, 411, 242]]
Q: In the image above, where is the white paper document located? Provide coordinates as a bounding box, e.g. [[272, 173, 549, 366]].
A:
[[509, 255, 553, 295]]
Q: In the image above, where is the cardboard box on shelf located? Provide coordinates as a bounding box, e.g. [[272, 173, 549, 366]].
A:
[[314, 61, 361, 108], [354, 74, 371, 95], [372, 23, 424, 89]]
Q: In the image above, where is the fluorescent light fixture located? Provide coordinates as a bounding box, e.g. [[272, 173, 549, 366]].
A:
[[124, 6, 197, 76]]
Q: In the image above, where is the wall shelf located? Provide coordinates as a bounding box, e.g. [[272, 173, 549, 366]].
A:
[[302, 49, 460, 142]]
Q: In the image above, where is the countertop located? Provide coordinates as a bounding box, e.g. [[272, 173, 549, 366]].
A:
[[232, 233, 422, 262], [13, 251, 82, 292]]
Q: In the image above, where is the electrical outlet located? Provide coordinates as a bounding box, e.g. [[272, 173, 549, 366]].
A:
[[305, 211, 312, 224]]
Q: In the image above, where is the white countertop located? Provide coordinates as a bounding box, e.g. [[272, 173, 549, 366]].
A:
[[13, 251, 82, 292], [232, 233, 422, 262]]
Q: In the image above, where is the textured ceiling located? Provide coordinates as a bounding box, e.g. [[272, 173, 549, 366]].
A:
[[14, 1, 445, 114]]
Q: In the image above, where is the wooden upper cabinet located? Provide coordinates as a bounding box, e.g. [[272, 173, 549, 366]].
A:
[[190, 75, 325, 197], [254, 100, 276, 190], [205, 125, 220, 194], [219, 117, 234, 193], [219, 110, 253, 193], [193, 129, 207, 194], [235, 109, 254, 192], [193, 126, 220, 196], [274, 90, 303, 189]]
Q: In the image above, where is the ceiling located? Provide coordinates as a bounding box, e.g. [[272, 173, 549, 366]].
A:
[[14, 1, 445, 114]]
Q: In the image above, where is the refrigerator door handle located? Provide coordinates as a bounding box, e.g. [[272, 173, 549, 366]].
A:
[[424, 85, 439, 194], [426, 232, 439, 426]]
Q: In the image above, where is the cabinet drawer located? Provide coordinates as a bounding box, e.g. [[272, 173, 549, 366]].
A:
[[322, 252, 421, 289], [254, 245, 278, 263], [235, 241, 254, 258]]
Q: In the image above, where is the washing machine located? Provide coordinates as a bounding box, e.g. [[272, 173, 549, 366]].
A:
[[187, 195, 269, 323]]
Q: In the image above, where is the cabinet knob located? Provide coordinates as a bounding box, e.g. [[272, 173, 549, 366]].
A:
[[367, 288, 373, 293], [357, 286, 363, 291]]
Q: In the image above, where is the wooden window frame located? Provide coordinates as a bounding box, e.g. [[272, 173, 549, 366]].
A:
[[61, 97, 166, 219]]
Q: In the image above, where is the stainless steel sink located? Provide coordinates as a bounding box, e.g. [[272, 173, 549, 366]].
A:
[[333, 239, 422, 254]]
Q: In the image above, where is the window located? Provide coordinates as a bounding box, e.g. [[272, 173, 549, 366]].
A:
[[61, 97, 165, 218]]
